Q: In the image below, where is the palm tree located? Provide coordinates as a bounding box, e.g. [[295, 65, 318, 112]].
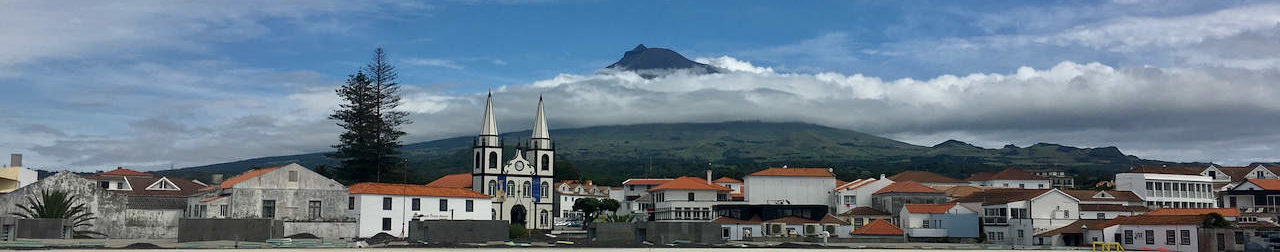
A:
[[10, 189, 103, 238]]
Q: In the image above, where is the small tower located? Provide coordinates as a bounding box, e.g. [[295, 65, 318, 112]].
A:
[[473, 92, 503, 195], [526, 96, 554, 177]]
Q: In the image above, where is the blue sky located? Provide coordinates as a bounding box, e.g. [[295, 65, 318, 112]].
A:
[[3, 0, 1279, 171]]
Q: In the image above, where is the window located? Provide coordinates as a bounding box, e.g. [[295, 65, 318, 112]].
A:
[[308, 201, 322, 219], [1259, 171, 1265, 178], [1017, 230, 1024, 240], [1145, 230, 1154, 244], [523, 181, 531, 197], [1063, 210, 1070, 218], [1097, 213, 1105, 219], [1209, 170, 1217, 179], [99, 181, 109, 189], [1114, 233, 1122, 243], [382, 197, 392, 210], [220, 205, 228, 217], [854, 218, 864, 229], [382, 218, 392, 231], [117, 181, 126, 189], [843, 195, 856, 204], [348, 196, 355, 210], [1217, 233, 1226, 250], [541, 182, 549, 198], [488, 152, 498, 168], [540, 210, 549, 227], [922, 219, 930, 228], [688, 192, 696, 201], [722, 227, 731, 238], [488, 180, 497, 195], [1235, 231, 1245, 244], [1124, 230, 1133, 244], [1230, 197, 1237, 207], [262, 200, 276, 218], [466, 200, 474, 212], [507, 181, 515, 196], [288, 171, 298, 182], [411, 198, 421, 211], [475, 152, 481, 169], [541, 154, 550, 171], [1019, 183, 1025, 189], [439, 199, 448, 211]]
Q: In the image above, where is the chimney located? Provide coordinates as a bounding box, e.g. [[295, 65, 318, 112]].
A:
[[211, 174, 224, 184], [880, 174, 886, 179], [706, 170, 713, 184], [9, 153, 20, 167]]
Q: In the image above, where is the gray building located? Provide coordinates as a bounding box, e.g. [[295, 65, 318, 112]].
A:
[[0, 171, 184, 238], [187, 163, 349, 221], [870, 181, 949, 224]]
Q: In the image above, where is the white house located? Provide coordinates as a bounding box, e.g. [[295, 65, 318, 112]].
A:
[[744, 167, 836, 205], [712, 177, 744, 201], [898, 203, 979, 242], [1083, 215, 1203, 252], [619, 178, 672, 217], [1062, 190, 1148, 219], [349, 182, 492, 238], [1115, 166, 1216, 209], [553, 180, 612, 221], [956, 188, 1080, 246], [714, 213, 849, 240], [831, 175, 894, 217], [1, 154, 37, 194], [648, 176, 730, 222], [967, 167, 1051, 189]]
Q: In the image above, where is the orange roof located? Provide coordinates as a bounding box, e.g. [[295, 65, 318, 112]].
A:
[[712, 177, 742, 183], [349, 182, 491, 199], [874, 181, 941, 194], [835, 178, 878, 192], [851, 219, 903, 235], [983, 167, 1047, 181], [648, 177, 731, 191], [623, 178, 673, 185], [748, 167, 835, 178], [904, 203, 957, 214], [712, 215, 763, 225], [425, 173, 472, 188], [200, 196, 226, 203], [1145, 208, 1241, 217], [98, 167, 154, 177], [213, 165, 284, 190], [1244, 179, 1280, 190], [1093, 215, 1208, 229]]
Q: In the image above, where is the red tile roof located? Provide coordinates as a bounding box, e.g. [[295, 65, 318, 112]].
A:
[[1062, 190, 1143, 202], [953, 188, 1052, 205], [425, 173, 472, 188], [889, 171, 965, 184], [851, 219, 903, 236], [874, 181, 941, 194], [748, 167, 835, 177], [622, 178, 673, 185], [206, 165, 285, 191], [840, 206, 890, 216], [1035, 219, 1108, 237], [904, 203, 958, 214], [712, 177, 742, 183], [1145, 208, 1241, 217], [1079, 204, 1150, 212], [1126, 165, 1204, 175], [966, 172, 994, 181], [200, 196, 226, 203], [1092, 215, 1207, 229], [712, 215, 763, 225], [981, 168, 1047, 181], [97, 167, 154, 177], [648, 176, 731, 191], [349, 182, 491, 199], [1243, 179, 1280, 190], [834, 179, 874, 192], [764, 214, 849, 225]]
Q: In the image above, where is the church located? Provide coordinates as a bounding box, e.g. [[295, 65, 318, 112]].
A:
[[470, 93, 556, 230]]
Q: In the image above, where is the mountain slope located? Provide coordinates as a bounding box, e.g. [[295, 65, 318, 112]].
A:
[[605, 44, 720, 78], [155, 121, 1170, 186]]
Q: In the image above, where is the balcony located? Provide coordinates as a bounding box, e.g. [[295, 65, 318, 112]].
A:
[[981, 217, 1008, 226]]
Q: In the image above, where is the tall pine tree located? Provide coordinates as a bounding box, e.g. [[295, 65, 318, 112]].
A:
[[329, 48, 411, 183]]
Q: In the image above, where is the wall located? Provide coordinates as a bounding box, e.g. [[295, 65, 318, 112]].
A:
[[1097, 225, 1199, 252], [1028, 190, 1080, 235], [982, 180, 1051, 189], [406, 220, 508, 243], [15, 218, 66, 239], [283, 221, 356, 240], [652, 189, 720, 221], [745, 176, 834, 205], [354, 194, 491, 237], [178, 218, 284, 242], [594, 222, 640, 244], [207, 164, 351, 221], [642, 221, 723, 244], [122, 209, 182, 239], [0, 172, 131, 238]]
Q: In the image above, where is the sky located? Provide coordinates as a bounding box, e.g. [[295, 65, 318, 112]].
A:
[[2, 0, 1279, 172]]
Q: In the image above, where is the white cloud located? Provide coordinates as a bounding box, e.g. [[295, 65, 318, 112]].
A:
[[402, 58, 464, 69]]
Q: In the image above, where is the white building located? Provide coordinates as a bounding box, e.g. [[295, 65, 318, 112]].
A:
[[967, 167, 1051, 189], [711, 177, 743, 201], [619, 178, 672, 217], [1115, 166, 1216, 209], [349, 182, 492, 237], [1083, 215, 1203, 252], [468, 94, 555, 230], [743, 167, 836, 205], [1, 154, 37, 194], [831, 176, 894, 217], [647, 176, 730, 222], [956, 188, 1080, 246], [553, 180, 612, 221], [888, 170, 969, 188], [1062, 190, 1148, 219], [898, 203, 980, 241]]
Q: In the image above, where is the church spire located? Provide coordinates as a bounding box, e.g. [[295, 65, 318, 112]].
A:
[[481, 91, 498, 136], [532, 95, 549, 139]]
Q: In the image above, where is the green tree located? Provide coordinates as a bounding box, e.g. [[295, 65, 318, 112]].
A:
[[572, 198, 602, 224], [329, 48, 411, 183], [600, 198, 621, 213], [9, 190, 103, 238]]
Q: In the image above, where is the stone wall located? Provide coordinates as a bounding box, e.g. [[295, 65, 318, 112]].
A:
[[0, 172, 129, 238], [407, 220, 508, 243], [283, 221, 357, 240], [641, 222, 723, 245], [594, 222, 640, 245], [15, 218, 68, 239], [178, 218, 284, 242], [122, 209, 182, 239]]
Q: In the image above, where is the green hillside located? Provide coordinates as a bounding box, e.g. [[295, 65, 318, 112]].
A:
[[155, 121, 1181, 186]]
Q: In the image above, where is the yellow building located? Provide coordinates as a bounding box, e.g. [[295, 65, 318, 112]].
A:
[[1, 154, 38, 193]]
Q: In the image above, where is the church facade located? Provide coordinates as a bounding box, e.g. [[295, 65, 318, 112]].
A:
[[470, 93, 556, 230]]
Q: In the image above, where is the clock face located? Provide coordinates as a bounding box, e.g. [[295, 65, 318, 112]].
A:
[[515, 161, 525, 171]]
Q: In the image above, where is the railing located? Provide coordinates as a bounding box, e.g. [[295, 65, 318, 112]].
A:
[[981, 217, 1008, 225]]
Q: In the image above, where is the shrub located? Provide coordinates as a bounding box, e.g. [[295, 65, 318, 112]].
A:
[[509, 223, 529, 239]]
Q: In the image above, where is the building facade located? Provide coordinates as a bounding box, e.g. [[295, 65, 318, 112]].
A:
[[348, 182, 491, 237], [957, 188, 1080, 246], [468, 94, 556, 230], [1115, 169, 1216, 209], [743, 167, 836, 205], [968, 168, 1052, 189], [553, 180, 611, 221], [648, 176, 730, 222], [0, 154, 37, 194], [831, 176, 894, 217], [1030, 169, 1076, 189], [187, 163, 349, 221], [898, 203, 979, 242]]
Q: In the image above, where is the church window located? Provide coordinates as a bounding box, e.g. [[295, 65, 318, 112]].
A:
[[489, 152, 498, 168], [523, 181, 532, 197], [541, 154, 550, 171], [541, 182, 549, 198], [507, 180, 515, 196], [540, 210, 549, 227], [488, 180, 497, 195], [688, 192, 695, 201], [475, 153, 481, 169]]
